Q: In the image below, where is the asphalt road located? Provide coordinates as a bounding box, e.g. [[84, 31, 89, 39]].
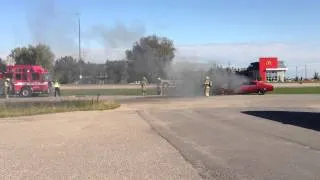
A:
[[132, 95, 320, 180], [0, 95, 320, 180]]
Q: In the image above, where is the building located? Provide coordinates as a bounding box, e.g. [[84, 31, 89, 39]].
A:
[[247, 57, 288, 82]]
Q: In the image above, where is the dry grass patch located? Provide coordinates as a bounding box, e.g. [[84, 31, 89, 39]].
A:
[[0, 100, 120, 118]]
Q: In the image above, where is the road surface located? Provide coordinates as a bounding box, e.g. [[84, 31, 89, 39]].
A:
[[0, 95, 320, 180]]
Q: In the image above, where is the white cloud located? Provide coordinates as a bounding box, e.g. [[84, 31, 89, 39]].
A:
[[174, 42, 320, 77], [176, 42, 320, 65], [0, 51, 8, 60]]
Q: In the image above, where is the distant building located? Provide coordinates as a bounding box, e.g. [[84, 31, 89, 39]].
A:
[[246, 57, 288, 82]]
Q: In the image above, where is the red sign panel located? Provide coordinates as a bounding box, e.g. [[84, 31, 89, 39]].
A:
[[259, 57, 278, 81]]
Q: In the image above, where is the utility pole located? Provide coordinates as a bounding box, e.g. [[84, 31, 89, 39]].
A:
[[76, 13, 82, 80], [295, 66, 298, 77], [305, 64, 307, 80]]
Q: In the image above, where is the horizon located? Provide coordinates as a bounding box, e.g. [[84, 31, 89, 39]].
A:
[[1, 0, 320, 78]]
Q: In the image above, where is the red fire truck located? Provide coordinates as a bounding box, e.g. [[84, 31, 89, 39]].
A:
[[0, 64, 52, 97]]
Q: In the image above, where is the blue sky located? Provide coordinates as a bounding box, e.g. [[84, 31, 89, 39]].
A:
[[0, 0, 320, 77]]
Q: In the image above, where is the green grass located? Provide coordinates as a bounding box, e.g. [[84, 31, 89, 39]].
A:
[[58, 86, 320, 97], [271, 87, 320, 94], [61, 88, 158, 96], [0, 100, 120, 118]]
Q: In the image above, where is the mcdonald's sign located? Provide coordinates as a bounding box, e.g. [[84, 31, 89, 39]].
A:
[[266, 60, 272, 66], [259, 57, 279, 81], [260, 58, 277, 68]]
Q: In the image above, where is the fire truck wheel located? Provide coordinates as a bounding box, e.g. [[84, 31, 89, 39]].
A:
[[20, 87, 32, 97]]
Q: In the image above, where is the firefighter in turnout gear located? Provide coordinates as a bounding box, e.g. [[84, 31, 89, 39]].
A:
[[203, 76, 212, 97], [4, 78, 11, 99], [3, 78, 10, 99], [140, 76, 148, 96], [156, 77, 163, 96]]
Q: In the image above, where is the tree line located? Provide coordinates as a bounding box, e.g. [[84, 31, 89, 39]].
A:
[[0, 35, 176, 84]]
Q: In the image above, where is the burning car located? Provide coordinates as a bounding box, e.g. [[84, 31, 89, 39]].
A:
[[213, 80, 274, 95]]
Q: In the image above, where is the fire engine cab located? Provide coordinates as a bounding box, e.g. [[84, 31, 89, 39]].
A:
[[0, 64, 51, 97]]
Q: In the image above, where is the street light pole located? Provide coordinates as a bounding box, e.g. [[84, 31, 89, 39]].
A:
[[305, 64, 307, 80], [76, 13, 82, 80]]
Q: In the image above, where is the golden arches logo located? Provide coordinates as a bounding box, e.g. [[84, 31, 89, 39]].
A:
[[266, 60, 272, 66]]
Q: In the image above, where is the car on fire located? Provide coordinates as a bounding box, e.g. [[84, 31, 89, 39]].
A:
[[213, 80, 274, 95], [237, 80, 274, 95]]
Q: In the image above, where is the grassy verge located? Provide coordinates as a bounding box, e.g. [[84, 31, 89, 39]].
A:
[[0, 100, 120, 118], [56, 86, 320, 97], [60, 88, 158, 96], [271, 87, 320, 94]]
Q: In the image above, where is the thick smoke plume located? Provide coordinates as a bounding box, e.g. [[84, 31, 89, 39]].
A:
[[163, 59, 250, 97], [89, 22, 146, 61], [26, 0, 146, 61], [27, 0, 78, 56], [24, 0, 249, 92], [91, 22, 146, 49]]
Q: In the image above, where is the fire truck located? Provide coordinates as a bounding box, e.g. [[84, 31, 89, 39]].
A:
[[0, 64, 52, 97]]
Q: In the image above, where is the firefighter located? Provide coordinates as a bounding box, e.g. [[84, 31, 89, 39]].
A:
[[4, 78, 10, 99], [162, 81, 169, 96], [0, 78, 3, 96], [53, 80, 60, 97], [203, 76, 212, 97], [140, 76, 148, 96], [48, 80, 53, 95], [156, 77, 163, 96]]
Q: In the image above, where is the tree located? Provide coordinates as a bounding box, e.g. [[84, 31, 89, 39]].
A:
[[0, 57, 6, 72], [313, 72, 319, 80], [54, 56, 80, 84], [33, 44, 55, 71], [9, 43, 55, 71], [125, 35, 176, 82], [105, 60, 128, 84]]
